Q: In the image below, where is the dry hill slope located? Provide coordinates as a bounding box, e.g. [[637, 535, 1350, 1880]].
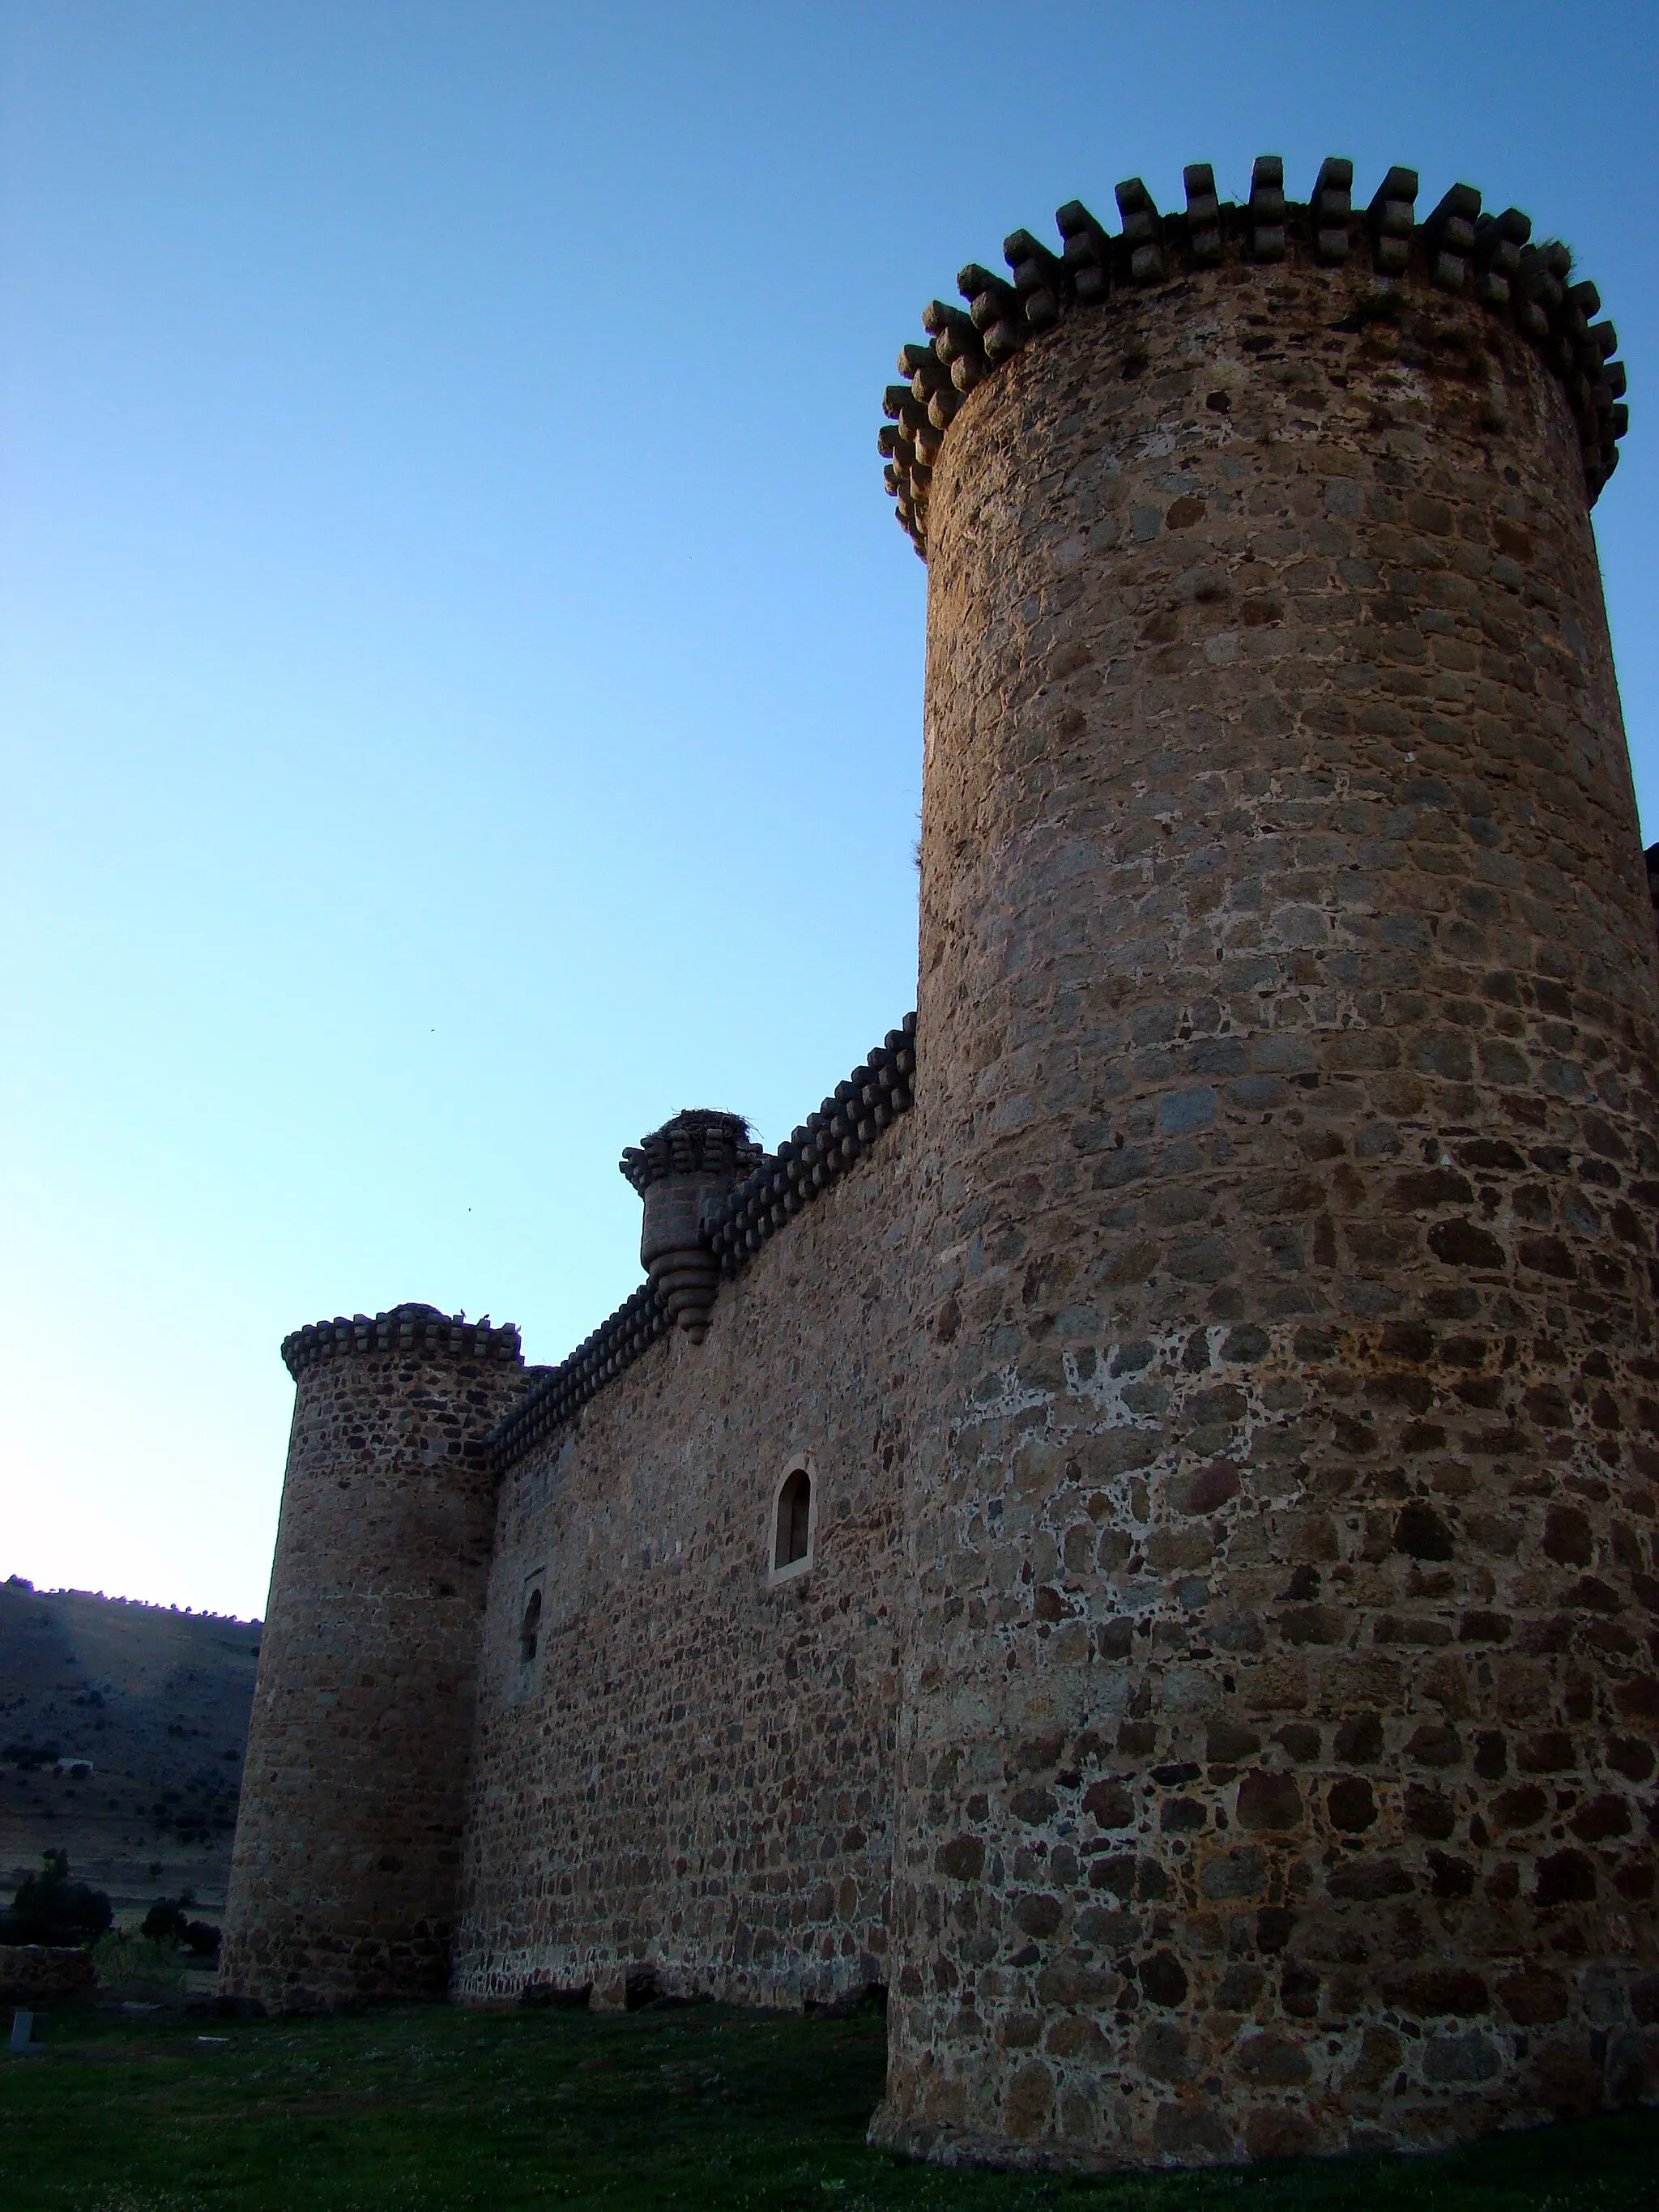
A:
[[0, 1575, 261, 1920]]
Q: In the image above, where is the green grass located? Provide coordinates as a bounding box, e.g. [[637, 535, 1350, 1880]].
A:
[[2, 2000, 1656, 2210]]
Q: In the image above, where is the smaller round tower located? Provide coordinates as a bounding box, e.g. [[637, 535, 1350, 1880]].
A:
[[218, 1304, 525, 2010]]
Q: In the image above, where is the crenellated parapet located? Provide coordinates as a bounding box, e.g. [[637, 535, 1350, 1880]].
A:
[[882, 156, 1629, 555], [281, 1302, 522, 1379]]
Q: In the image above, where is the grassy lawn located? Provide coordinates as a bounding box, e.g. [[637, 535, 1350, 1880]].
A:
[[2, 2000, 1656, 2210]]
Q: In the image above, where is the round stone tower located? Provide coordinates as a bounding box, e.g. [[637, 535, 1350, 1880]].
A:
[[876, 161, 1654, 2164], [218, 1304, 525, 2010]]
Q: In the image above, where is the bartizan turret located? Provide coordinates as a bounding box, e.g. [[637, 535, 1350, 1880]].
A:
[[621, 1110, 763, 1341], [218, 1305, 525, 2009]]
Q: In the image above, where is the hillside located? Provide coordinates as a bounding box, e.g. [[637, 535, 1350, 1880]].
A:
[[0, 1575, 261, 1922]]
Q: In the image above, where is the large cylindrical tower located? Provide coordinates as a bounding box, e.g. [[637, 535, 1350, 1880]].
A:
[[219, 1304, 525, 2010], [876, 162, 1655, 2164]]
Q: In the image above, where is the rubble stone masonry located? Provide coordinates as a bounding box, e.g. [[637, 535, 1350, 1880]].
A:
[[450, 1129, 914, 2010], [873, 230, 1659, 2164]]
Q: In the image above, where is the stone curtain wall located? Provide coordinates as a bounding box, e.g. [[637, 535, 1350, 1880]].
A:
[[450, 1129, 916, 2010], [219, 1312, 526, 2009], [875, 222, 1659, 2163]]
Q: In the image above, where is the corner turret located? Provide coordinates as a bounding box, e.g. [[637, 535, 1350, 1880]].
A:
[[218, 1304, 525, 2010]]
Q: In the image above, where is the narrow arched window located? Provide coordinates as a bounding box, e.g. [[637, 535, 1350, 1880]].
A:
[[770, 1459, 816, 1583], [776, 1467, 811, 1567], [519, 1587, 543, 1664]]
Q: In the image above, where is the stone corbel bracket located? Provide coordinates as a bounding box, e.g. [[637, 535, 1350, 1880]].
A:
[[881, 156, 1630, 556]]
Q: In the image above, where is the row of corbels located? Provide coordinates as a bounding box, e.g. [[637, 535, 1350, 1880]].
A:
[[488, 1010, 922, 1471], [702, 1014, 919, 1272], [282, 1303, 523, 1380], [881, 156, 1629, 554], [488, 1280, 672, 1471]]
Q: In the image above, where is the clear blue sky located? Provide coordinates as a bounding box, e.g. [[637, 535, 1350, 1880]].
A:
[[3, 2, 1654, 1619]]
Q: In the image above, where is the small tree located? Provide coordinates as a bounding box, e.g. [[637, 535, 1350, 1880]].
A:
[[0, 1850, 113, 1945], [183, 1920, 221, 1960], [140, 1898, 190, 1945], [2, 1741, 59, 1771], [140, 1894, 220, 1959]]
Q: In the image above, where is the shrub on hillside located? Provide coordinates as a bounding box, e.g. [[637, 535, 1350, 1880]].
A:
[[2, 1741, 60, 1771]]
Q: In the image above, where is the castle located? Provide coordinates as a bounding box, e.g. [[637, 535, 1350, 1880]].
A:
[[219, 153, 1657, 2170]]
